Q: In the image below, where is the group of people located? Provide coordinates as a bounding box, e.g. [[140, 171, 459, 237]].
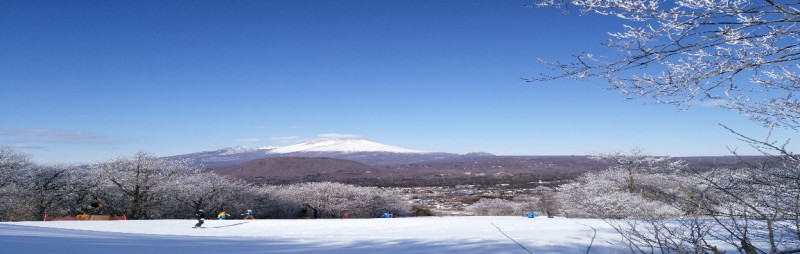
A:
[[193, 209, 547, 227], [193, 209, 255, 228]]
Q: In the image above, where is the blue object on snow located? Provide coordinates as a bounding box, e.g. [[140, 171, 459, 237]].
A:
[[382, 212, 392, 218], [526, 212, 536, 218]]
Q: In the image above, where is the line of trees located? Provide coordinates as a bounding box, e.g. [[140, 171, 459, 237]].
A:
[[458, 147, 798, 253], [0, 148, 410, 221], [527, 1, 800, 252], [554, 148, 800, 253], [2, 145, 796, 252]]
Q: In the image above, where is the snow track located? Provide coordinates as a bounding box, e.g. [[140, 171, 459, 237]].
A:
[[491, 222, 534, 254], [208, 221, 249, 228]]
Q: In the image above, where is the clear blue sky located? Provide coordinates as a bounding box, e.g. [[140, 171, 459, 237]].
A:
[[1, 0, 792, 164]]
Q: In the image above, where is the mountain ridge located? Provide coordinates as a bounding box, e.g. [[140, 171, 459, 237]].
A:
[[172, 139, 766, 187], [169, 138, 493, 168], [208, 155, 764, 187]]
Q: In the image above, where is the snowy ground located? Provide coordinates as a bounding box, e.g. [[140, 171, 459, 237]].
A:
[[1, 216, 649, 253]]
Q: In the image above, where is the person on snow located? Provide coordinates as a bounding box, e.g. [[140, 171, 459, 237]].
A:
[[217, 211, 231, 220], [193, 209, 205, 228], [242, 209, 255, 220], [381, 212, 392, 218]]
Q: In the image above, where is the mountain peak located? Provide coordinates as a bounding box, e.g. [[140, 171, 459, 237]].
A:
[[215, 146, 260, 155], [269, 138, 428, 154]]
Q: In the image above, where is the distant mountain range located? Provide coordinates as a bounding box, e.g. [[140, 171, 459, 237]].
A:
[[170, 138, 763, 187], [168, 138, 495, 168]]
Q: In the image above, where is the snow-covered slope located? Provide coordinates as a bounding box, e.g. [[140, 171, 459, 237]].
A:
[[217, 146, 262, 155], [269, 138, 428, 154], [0, 217, 661, 254]]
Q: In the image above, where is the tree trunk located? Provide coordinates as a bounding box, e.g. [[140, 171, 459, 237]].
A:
[[767, 219, 777, 254]]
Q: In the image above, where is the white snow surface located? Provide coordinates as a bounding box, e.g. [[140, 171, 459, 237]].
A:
[[218, 146, 260, 155], [1, 216, 637, 254], [269, 138, 428, 154]]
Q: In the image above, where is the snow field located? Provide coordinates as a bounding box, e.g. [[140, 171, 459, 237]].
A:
[[1, 216, 629, 254]]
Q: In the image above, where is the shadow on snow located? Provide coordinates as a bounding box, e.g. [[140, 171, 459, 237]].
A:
[[0, 224, 625, 254]]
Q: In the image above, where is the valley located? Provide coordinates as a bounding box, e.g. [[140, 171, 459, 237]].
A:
[[177, 138, 762, 187]]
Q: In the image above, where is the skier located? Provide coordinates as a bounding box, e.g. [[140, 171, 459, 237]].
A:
[[217, 211, 231, 220], [193, 209, 205, 228], [242, 209, 255, 220]]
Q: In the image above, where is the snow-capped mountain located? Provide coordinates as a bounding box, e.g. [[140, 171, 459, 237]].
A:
[[168, 146, 273, 168], [168, 138, 493, 168], [269, 138, 428, 154], [217, 146, 262, 155]]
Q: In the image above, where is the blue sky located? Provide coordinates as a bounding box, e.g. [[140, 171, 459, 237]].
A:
[[1, 0, 792, 163]]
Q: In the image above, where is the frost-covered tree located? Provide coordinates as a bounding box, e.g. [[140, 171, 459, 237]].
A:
[[169, 172, 255, 219], [533, 0, 800, 129], [528, 1, 800, 248], [699, 161, 800, 253], [255, 185, 305, 219], [625, 131, 800, 253], [557, 162, 729, 252], [558, 169, 683, 219], [529, 2, 800, 249], [65, 166, 131, 217], [590, 148, 686, 193], [606, 216, 721, 254], [173, 172, 232, 212], [566, 146, 800, 252], [0, 147, 32, 221], [264, 182, 410, 219], [531, 186, 561, 216], [17, 164, 75, 220], [1, 150, 410, 221], [0, 146, 31, 189], [558, 149, 692, 218], [94, 152, 198, 219], [465, 198, 522, 216]]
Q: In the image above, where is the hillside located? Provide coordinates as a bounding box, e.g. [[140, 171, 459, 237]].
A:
[[209, 155, 761, 187], [209, 157, 383, 184]]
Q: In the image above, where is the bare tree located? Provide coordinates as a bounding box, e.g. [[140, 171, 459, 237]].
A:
[[695, 127, 800, 253], [0, 147, 32, 220], [95, 152, 197, 219], [566, 144, 800, 252], [590, 148, 686, 193], [170, 172, 254, 218], [531, 185, 561, 216], [557, 166, 685, 219], [532, 1, 800, 252], [532, 0, 800, 129], [0, 150, 414, 221], [265, 182, 410, 219], [466, 198, 522, 216], [0, 146, 31, 189], [19, 164, 74, 220]]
